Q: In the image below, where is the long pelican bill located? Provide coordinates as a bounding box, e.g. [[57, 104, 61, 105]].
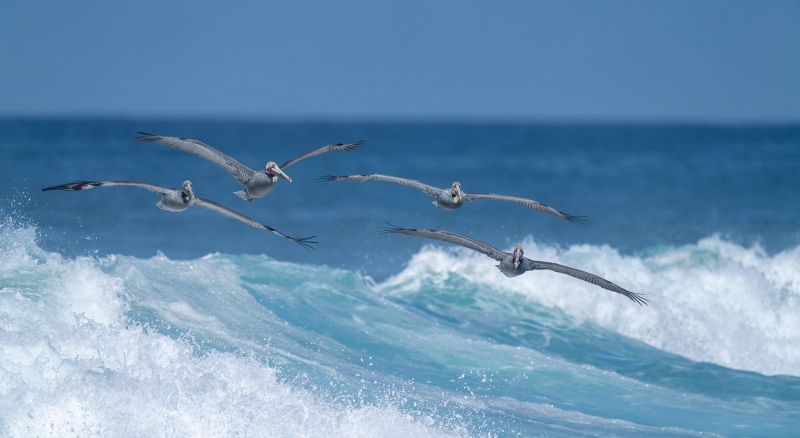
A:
[[453, 183, 464, 202], [513, 246, 523, 268], [273, 165, 292, 182]]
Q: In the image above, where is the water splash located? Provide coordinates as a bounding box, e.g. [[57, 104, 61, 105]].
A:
[[378, 235, 800, 376]]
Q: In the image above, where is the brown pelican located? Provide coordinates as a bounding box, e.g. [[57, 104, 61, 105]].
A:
[[42, 180, 317, 248], [382, 225, 647, 305], [321, 174, 583, 224], [136, 133, 364, 201]]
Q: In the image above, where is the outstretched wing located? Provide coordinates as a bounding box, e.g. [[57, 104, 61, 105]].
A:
[[279, 140, 364, 169], [462, 192, 585, 225], [319, 173, 441, 197], [523, 259, 648, 305], [135, 132, 255, 184], [381, 225, 507, 261], [191, 198, 317, 249], [42, 180, 171, 195]]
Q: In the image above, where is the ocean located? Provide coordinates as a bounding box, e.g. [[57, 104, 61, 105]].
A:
[[1, 119, 798, 436]]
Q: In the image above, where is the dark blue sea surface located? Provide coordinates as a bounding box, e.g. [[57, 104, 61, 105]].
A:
[[1, 119, 798, 436]]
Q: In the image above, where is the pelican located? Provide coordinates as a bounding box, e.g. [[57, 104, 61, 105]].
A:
[[42, 180, 317, 248], [320, 174, 583, 224], [382, 225, 646, 305], [135, 133, 363, 201]]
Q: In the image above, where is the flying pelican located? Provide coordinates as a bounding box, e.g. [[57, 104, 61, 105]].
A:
[[42, 180, 317, 249], [382, 225, 646, 305], [135, 133, 364, 201], [320, 174, 583, 224]]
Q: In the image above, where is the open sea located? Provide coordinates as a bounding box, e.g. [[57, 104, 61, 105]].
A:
[[1, 119, 799, 437]]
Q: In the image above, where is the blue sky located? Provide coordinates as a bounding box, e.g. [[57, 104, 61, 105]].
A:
[[1, 1, 798, 123]]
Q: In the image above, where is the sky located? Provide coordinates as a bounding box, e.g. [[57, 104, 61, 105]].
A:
[[1, 1, 799, 123]]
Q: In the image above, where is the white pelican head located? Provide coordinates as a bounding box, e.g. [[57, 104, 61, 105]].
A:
[[266, 161, 292, 182], [181, 180, 195, 202], [451, 181, 464, 202], [512, 245, 524, 269]]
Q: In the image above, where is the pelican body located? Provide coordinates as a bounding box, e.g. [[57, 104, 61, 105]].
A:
[[136, 133, 364, 202], [42, 180, 317, 248], [233, 161, 288, 201], [321, 174, 583, 224], [153, 180, 195, 211], [382, 225, 647, 305], [432, 182, 465, 210]]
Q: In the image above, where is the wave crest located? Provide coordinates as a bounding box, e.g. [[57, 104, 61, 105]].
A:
[[378, 235, 800, 377], [0, 222, 465, 437]]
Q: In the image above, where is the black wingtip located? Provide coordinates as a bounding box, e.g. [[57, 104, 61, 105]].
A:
[[341, 140, 364, 152], [316, 174, 338, 183], [294, 236, 318, 250], [42, 181, 100, 192], [379, 221, 405, 235], [565, 215, 588, 226], [629, 292, 649, 306], [134, 132, 158, 142]]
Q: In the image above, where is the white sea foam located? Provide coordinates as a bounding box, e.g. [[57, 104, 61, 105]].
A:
[[0, 225, 465, 437], [379, 235, 800, 377]]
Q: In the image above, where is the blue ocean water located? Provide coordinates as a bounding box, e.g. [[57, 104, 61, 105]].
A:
[[1, 119, 799, 436]]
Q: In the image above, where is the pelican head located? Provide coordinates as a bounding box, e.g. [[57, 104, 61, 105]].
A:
[[451, 181, 464, 202], [181, 180, 195, 202], [266, 161, 292, 182], [512, 245, 524, 269]]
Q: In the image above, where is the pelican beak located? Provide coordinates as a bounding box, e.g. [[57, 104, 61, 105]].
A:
[[273, 165, 292, 182], [452, 183, 464, 202], [513, 247, 523, 269]]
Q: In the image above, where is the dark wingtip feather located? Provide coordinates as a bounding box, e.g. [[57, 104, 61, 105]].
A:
[[379, 221, 405, 235], [347, 140, 366, 150], [628, 292, 649, 306], [134, 132, 158, 142], [316, 174, 339, 183], [42, 181, 99, 191], [565, 214, 588, 226], [294, 236, 318, 250]]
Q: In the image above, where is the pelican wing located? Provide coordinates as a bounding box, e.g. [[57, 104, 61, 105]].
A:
[[279, 140, 364, 169], [42, 180, 171, 195], [381, 225, 506, 261], [191, 198, 317, 249], [135, 133, 255, 184], [523, 259, 648, 305], [320, 174, 441, 197], [462, 193, 584, 225]]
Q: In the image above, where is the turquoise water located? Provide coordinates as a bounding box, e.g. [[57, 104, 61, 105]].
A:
[[1, 120, 799, 436]]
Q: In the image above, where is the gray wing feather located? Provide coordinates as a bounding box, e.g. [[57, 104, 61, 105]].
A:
[[523, 259, 648, 305], [135, 133, 255, 184], [462, 193, 584, 225], [191, 198, 317, 249], [320, 174, 441, 197], [42, 180, 171, 195], [279, 140, 364, 169], [381, 226, 506, 261]]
